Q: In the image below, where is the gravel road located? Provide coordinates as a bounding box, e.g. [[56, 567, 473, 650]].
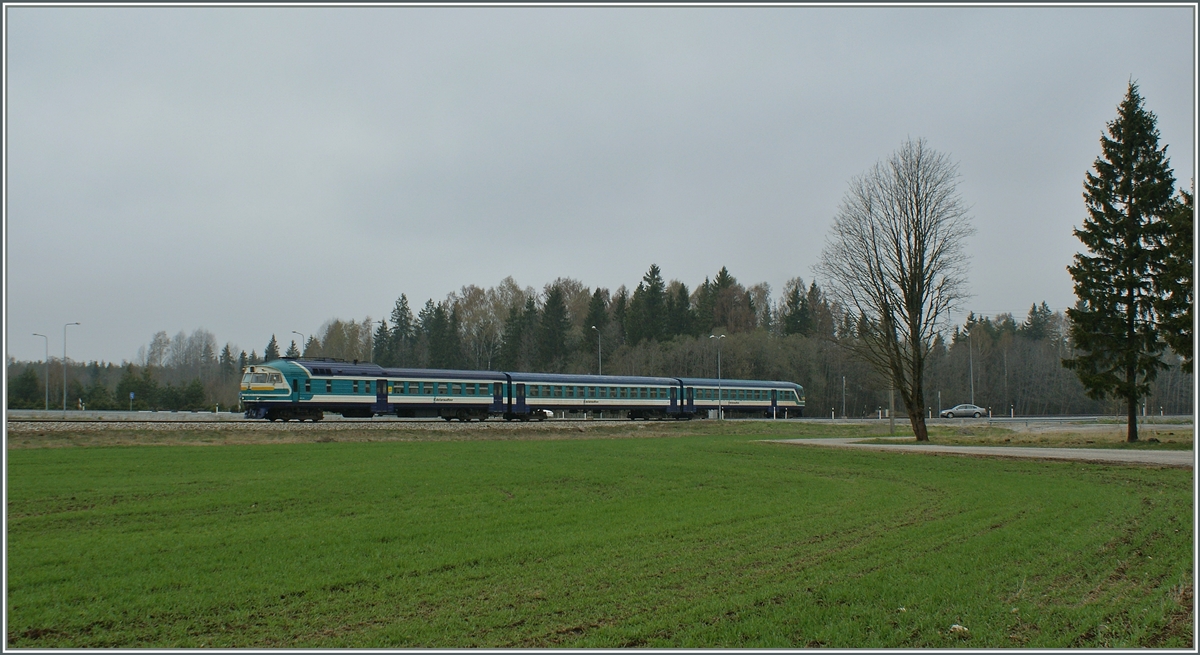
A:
[[770, 437, 1195, 468]]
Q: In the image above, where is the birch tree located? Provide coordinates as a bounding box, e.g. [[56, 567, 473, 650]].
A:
[[816, 138, 973, 440]]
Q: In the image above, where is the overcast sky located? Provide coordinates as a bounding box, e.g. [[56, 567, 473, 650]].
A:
[[4, 5, 1195, 364]]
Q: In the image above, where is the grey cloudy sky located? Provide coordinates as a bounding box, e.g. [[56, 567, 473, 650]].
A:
[[4, 5, 1195, 364]]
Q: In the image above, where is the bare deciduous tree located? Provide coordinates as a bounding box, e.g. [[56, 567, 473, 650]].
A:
[[815, 138, 973, 440]]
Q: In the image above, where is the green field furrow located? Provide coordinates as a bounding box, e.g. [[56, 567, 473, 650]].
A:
[[6, 433, 1192, 648]]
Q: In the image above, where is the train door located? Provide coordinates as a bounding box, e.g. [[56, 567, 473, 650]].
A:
[[290, 377, 300, 404], [771, 388, 778, 419], [686, 386, 695, 412], [516, 383, 527, 415], [669, 386, 678, 413], [492, 379, 506, 414], [376, 379, 389, 410]]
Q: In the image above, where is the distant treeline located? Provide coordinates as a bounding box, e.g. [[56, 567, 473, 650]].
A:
[[6, 265, 1193, 416]]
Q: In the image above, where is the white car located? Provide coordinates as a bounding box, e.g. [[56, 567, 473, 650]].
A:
[[940, 404, 986, 418]]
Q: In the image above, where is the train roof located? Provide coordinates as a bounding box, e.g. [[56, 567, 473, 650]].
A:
[[272, 359, 505, 380], [262, 359, 801, 390], [507, 371, 678, 385], [678, 377, 803, 389]]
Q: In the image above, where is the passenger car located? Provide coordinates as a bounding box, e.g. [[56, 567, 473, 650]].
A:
[[940, 404, 986, 418]]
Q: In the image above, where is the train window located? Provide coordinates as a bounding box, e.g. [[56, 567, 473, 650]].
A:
[[326, 380, 333, 393], [305, 379, 311, 393], [353, 380, 359, 393], [565, 386, 574, 398], [467, 383, 476, 396], [618, 387, 626, 399], [366, 381, 372, 393], [452, 383, 462, 395], [551, 386, 560, 398], [437, 383, 448, 395], [587, 386, 595, 398]]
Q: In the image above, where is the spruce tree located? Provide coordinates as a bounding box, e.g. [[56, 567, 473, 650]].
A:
[[285, 340, 300, 358], [264, 335, 280, 362], [582, 288, 608, 358], [390, 294, 415, 366], [1155, 187, 1193, 372], [372, 319, 393, 366], [219, 344, 235, 380], [1064, 82, 1177, 442], [538, 285, 570, 371]]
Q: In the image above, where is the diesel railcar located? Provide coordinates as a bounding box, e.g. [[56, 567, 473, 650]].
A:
[[240, 357, 804, 422]]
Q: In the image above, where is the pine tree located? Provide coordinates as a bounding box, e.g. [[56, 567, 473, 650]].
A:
[[1065, 82, 1177, 442], [238, 350, 248, 371], [285, 340, 300, 358], [264, 335, 280, 362]]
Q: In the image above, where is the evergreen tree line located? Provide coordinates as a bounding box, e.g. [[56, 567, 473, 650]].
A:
[[7, 265, 1192, 416]]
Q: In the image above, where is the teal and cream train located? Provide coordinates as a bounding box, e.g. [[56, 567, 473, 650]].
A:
[[241, 358, 805, 422]]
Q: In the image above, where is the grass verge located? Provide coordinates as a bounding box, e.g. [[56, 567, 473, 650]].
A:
[[6, 430, 1193, 647]]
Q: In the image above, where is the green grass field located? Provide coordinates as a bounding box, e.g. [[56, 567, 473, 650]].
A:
[[6, 430, 1193, 647]]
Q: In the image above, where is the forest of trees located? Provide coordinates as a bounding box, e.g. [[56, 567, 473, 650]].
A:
[[7, 265, 1193, 417]]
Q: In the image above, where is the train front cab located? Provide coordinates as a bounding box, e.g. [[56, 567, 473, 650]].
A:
[[240, 363, 322, 421]]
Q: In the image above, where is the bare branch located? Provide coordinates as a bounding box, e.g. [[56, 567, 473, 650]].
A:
[[815, 138, 974, 440]]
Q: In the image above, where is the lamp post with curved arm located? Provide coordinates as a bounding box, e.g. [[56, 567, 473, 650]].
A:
[[33, 333, 48, 410], [63, 322, 80, 413], [591, 325, 601, 376], [292, 331, 307, 357], [709, 334, 725, 420]]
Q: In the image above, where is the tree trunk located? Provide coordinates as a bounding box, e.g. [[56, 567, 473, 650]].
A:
[[909, 410, 929, 441], [1127, 392, 1139, 443]]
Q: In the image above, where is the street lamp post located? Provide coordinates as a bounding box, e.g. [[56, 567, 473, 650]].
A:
[[709, 334, 725, 420], [967, 329, 975, 406], [292, 331, 307, 357], [63, 322, 80, 413], [32, 333, 48, 410], [591, 326, 601, 376]]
